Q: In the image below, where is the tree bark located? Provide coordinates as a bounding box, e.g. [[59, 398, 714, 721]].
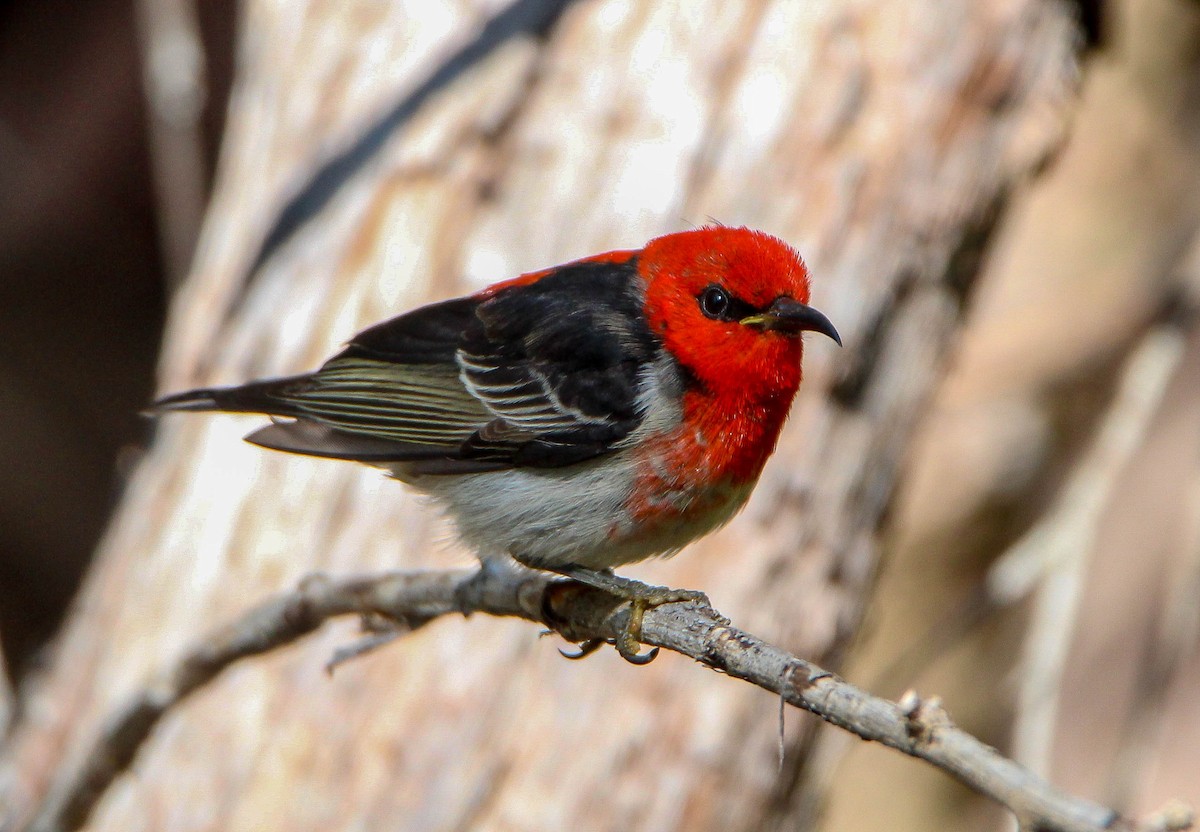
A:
[[1, 1, 1079, 830]]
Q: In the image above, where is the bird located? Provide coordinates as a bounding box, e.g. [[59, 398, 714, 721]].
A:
[[153, 226, 841, 662]]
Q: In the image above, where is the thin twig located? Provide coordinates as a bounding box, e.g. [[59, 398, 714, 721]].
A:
[[1104, 251, 1200, 808], [21, 567, 1194, 832], [1106, 457, 1200, 809], [991, 322, 1187, 783]]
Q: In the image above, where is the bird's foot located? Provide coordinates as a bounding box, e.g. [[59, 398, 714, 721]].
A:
[[551, 565, 708, 665]]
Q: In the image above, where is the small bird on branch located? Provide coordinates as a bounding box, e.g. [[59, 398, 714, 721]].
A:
[[153, 226, 842, 662]]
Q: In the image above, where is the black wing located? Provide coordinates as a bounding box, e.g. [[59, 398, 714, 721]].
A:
[[152, 257, 665, 473], [457, 257, 661, 467]]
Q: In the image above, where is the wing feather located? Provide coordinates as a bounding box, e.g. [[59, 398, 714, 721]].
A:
[[450, 257, 663, 465], [276, 358, 490, 447], [154, 256, 672, 472]]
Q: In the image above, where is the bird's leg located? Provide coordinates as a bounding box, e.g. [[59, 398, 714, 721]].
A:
[[550, 565, 708, 664]]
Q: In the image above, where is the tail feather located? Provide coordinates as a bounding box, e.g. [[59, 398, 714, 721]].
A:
[[149, 376, 310, 417], [150, 387, 226, 413], [150, 373, 507, 475]]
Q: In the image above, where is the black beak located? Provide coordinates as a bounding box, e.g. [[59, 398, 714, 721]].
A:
[[742, 297, 842, 346]]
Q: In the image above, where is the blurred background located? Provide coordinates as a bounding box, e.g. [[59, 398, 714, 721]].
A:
[[0, 0, 236, 675], [2, 0, 1198, 829], [829, 0, 1200, 824]]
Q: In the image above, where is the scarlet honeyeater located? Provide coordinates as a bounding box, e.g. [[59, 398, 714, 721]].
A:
[[155, 226, 841, 661]]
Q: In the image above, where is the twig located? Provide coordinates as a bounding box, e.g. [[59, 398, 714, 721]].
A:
[[1104, 249, 1200, 808], [21, 567, 1194, 832], [1105, 456, 1200, 809], [872, 298, 1196, 701], [989, 321, 1187, 783]]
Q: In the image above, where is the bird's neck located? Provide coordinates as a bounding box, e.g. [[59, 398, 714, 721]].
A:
[[679, 385, 797, 485], [621, 383, 798, 536]]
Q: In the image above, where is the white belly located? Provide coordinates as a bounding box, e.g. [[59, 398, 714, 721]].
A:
[[400, 453, 753, 571]]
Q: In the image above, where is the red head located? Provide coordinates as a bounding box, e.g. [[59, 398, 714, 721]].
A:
[[638, 226, 838, 406]]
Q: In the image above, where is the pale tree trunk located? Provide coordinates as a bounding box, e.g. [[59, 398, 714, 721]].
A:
[[1, 2, 1079, 831]]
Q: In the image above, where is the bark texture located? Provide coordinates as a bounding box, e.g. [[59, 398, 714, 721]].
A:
[[1, 1, 1079, 830]]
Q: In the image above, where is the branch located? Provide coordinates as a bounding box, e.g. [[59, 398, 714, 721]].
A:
[[22, 568, 1194, 832]]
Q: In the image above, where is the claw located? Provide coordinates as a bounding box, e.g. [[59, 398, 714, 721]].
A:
[[616, 639, 659, 665], [559, 638, 607, 660], [547, 566, 706, 665]]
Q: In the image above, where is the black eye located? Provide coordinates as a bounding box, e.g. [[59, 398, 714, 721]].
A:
[[699, 285, 731, 319]]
